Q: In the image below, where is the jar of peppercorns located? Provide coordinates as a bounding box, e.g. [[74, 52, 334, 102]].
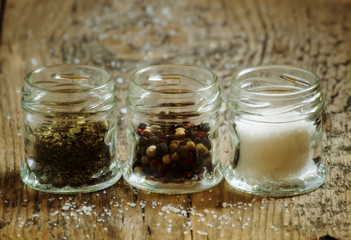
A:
[[124, 64, 223, 193], [21, 64, 122, 193]]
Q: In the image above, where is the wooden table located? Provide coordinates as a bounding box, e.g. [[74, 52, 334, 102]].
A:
[[1, 0, 350, 239]]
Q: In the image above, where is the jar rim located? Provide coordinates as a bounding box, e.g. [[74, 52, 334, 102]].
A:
[[232, 65, 320, 98], [130, 64, 218, 92], [24, 64, 112, 93]]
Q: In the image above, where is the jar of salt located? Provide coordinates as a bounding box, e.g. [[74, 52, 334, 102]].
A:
[[225, 65, 326, 197], [124, 64, 223, 193]]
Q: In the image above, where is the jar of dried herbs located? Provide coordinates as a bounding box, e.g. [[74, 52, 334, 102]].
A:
[[124, 64, 223, 194], [21, 64, 122, 193]]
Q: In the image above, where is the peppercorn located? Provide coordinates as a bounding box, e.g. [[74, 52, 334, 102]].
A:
[[141, 155, 149, 165], [156, 142, 168, 156], [139, 136, 149, 146], [170, 152, 180, 161], [186, 141, 196, 151], [196, 143, 209, 155], [200, 123, 210, 132], [169, 143, 179, 153], [200, 135, 211, 150], [167, 134, 178, 142], [162, 154, 172, 164], [175, 127, 186, 136], [178, 145, 189, 157], [149, 135, 160, 145], [138, 123, 147, 130], [134, 166, 142, 173], [187, 129, 198, 139], [146, 145, 156, 157]]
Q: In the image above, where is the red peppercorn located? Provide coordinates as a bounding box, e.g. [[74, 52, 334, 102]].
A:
[[197, 131, 206, 137], [186, 123, 194, 127], [137, 128, 144, 135]]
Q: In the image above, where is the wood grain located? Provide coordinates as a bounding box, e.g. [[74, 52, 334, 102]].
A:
[[0, 0, 351, 239]]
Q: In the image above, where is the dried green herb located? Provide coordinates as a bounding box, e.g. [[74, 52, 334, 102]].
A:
[[29, 119, 112, 188]]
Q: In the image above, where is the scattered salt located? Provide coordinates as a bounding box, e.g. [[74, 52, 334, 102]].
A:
[[196, 231, 208, 236], [62, 205, 70, 211], [30, 58, 38, 66], [117, 77, 124, 83], [120, 108, 127, 114], [50, 211, 59, 216]]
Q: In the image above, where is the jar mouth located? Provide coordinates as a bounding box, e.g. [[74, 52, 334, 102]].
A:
[[130, 64, 218, 93], [24, 64, 112, 93], [232, 65, 320, 98], [22, 64, 116, 115]]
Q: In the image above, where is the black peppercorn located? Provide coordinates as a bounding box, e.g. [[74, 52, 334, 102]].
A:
[[200, 123, 210, 132], [138, 123, 147, 130], [156, 142, 168, 156]]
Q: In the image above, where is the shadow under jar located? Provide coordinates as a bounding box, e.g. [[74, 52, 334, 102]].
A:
[[21, 64, 122, 194], [124, 65, 223, 194], [225, 65, 326, 197]]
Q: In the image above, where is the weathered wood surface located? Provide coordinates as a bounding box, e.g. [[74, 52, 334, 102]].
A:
[[0, 0, 351, 239]]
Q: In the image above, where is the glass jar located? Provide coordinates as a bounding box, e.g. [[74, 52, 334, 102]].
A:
[[21, 64, 122, 193], [225, 65, 326, 197], [124, 64, 223, 194]]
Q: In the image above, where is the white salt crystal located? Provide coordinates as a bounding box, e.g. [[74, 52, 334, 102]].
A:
[[120, 108, 127, 114], [50, 211, 59, 216], [127, 202, 136, 207], [117, 77, 124, 83], [31, 58, 38, 66], [62, 205, 70, 211], [196, 231, 208, 236]]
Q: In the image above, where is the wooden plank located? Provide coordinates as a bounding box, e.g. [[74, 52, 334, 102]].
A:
[[0, 0, 350, 239]]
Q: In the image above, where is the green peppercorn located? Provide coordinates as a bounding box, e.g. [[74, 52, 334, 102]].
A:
[[170, 152, 180, 161], [162, 154, 172, 164], [186, 141, 196, 151], [141, 155, 149, 165], [169, 143, 179, 153]]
